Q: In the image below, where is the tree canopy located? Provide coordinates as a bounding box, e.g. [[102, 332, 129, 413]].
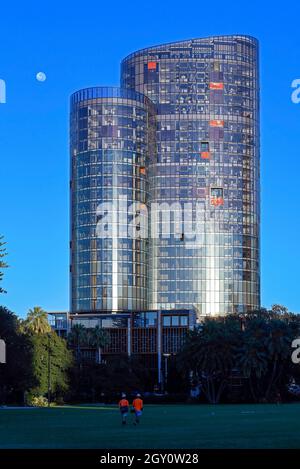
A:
[[0, 306, 73, 404], [22, 306, 51, 335], [0, 307, 34, 403], [177, 308, 300, 404], [28, 331, 73, 400]]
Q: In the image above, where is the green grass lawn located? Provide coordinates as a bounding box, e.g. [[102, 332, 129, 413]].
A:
[[0, 403, 300, 449]]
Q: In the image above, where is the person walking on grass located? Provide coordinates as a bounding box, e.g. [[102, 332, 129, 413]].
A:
[[119, 393, 129, 425], [132, 393, 143, 425]]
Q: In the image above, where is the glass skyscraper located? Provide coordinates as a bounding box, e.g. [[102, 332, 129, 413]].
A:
[[70, 87, 156, 312], [70, 35, 260, 318]]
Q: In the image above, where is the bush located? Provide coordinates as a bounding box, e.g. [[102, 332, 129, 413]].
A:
[[26, 394, 48, 407]]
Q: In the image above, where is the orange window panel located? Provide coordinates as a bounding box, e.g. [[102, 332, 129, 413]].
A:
[[139, 166, 146, 175], [201, 151, 211, 159], [209, 119, 224, 127], [147, 62, 157, 70], [209, 82, 224, 90], [211, 197, 224, 207]]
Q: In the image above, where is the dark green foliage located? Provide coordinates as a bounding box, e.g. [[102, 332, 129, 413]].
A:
[[0, 306, 73, 404], [178, 316, 242, 404], [68, 324, 109, 363], [68, 355, 152, 402], [177, 307, 300, 404], [237, 314, 296, 401], [28, 332, 73, 400], [88, 326, 110, 363], [0, 307, 34, 403]]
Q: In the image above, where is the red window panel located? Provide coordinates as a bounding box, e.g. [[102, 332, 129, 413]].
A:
[[201, 151, 211, 159], [211, 197, 224, 207], [209, 119, 224, 127], [147, 62, 157, 70], [139, 166, 146, 175], [209, 82, 224, 90]]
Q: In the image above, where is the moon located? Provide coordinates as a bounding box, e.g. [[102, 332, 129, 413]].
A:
[[36, 72, 47, 82]]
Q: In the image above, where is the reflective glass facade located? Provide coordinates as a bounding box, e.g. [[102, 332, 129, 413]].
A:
[[121, 35, 260, 315], [70, 87, 156, 312]]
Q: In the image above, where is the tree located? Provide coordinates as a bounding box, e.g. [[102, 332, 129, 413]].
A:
[[19, 307, 73, 402], [236, 311, 298, 402], [101, 355, 150, 394], [271, 304, 289, 316], [0, 236, 8, 294], [68, 353, 153, 403], [236, 318, 268, 401], [263, 318, 294, 400], [177, 308, 300, 404], [28, 331, 73, 401], [178, 319, 240, 404], [68, 324, 88, 362], [88, 326, 109, 364], [22, 306, 51, 334], [0, 307, 34, 404]]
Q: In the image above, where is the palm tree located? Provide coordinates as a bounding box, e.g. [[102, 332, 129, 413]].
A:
[[178, 320, 238, 404], [264, 319, 293, 400], [68, 324, 88, 362], [23, 306, 51, 334], [89, 326, 109, 364], [237, 314, 295, 402], [236, 336, 268, 401]]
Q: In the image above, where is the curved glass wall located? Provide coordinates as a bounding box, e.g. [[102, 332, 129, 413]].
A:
[[121, 35, 260, 316], [70, 87, 156, 312]]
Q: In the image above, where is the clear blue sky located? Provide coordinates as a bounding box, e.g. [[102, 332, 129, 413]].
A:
[[0, 0, 300, 317]]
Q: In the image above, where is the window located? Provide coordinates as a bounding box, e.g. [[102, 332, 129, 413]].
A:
[[209, 82, 224, 90], [145, 312, 157, 327], [148, 62, 157, 70], [210, 89, 223, 104], [144, 63, 159, 83], [139, 166, 146, 175], [133, 312, 157, 328], [197, 188, 206, 198], [209, 127, 224, 140], [163, 316, 171, 326], [163, 315, 186, 326], [210, 119, 224, 127], [211, 187, 224, 206], [211, 187, 223, 198], [180, 316, 188, 326], [200, 141, 210, 159], [172, 316, 179, 326]]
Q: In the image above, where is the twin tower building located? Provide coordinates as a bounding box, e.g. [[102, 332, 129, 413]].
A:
[[70, 35, 260, 320]]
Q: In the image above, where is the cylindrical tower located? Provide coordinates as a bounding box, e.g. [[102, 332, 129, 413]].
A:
[[70, 87, 156, 313], [121, 35, 260, 316]]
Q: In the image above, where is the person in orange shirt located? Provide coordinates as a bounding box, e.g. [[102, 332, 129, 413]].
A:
[[119, 393, 129, 425], [132, 393, 143, 425]]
